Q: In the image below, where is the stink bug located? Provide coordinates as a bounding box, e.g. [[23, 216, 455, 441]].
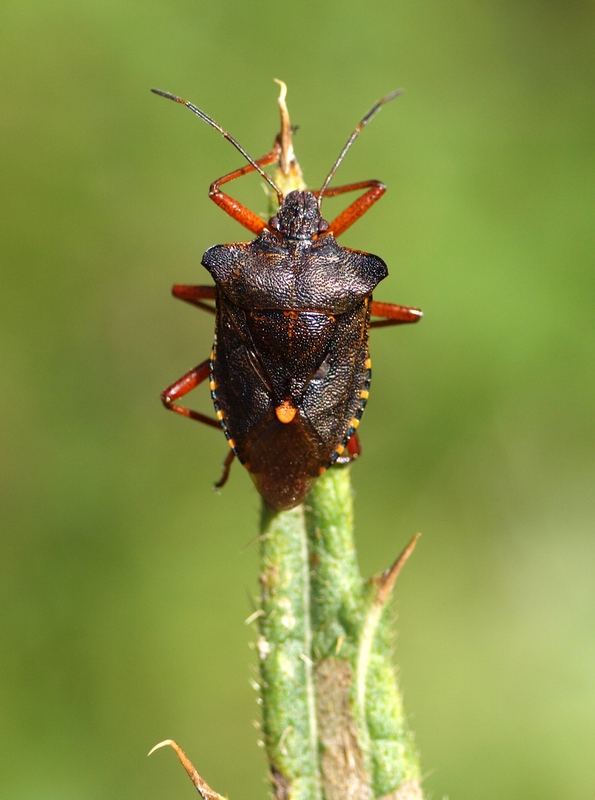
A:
[[153, 85, 422, 510]]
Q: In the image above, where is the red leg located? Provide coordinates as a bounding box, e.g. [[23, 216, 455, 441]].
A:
[[336, 432, 362, 464], [370, 300, 423, 328], [161, 359, 221, 429], [172, 284, 216, 315], [151, 90, 281, 235], [317, 180, 386, 238], [214, 450, 235, 489], [209, 148, 280, 234], [346, 431, 362, 459]]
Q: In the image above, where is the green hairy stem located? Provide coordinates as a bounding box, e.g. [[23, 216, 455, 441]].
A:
[[258, 467, 422, 800]]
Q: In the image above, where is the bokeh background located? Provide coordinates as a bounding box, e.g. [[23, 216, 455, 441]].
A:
[[2, 1, 593, 798]]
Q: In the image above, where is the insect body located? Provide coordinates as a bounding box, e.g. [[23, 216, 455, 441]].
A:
[[153, 86, 421, 510]]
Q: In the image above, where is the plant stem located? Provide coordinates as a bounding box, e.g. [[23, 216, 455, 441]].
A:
[[258, 468, 422, 800]]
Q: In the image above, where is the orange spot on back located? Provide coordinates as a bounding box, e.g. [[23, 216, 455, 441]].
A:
[[275, 400, 297, 424]]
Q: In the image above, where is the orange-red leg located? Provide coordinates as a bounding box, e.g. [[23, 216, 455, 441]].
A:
[[370, 300, 423, 328], [214, 450, 235, 489], [151, 89, 281, 234], [317, 180, 386, 238], [209, 148, 280, 234], [161, 359, 221, 429], [171, 284, 217, 314], [346, 431, 362, 458], [161, 355, 236, 488], [336, 432, 362, 464]]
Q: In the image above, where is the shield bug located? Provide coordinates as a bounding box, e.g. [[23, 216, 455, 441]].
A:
[[153, 84, 422, 510]]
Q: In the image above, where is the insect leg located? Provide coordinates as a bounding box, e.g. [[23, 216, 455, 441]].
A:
[[346, 432, 362, 458], [335, 432, 362, 464], [161, 359, 221, 428], [318, 180, 386, 238], [214, 450, 235, 489], [370, 301, 423, 328], [209, 147, 281, 234], [171, 284, 216, 315]]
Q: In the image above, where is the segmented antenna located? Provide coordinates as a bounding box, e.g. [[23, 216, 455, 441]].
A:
[[151, 88, 284, 206], [318, 89, 403, 207]]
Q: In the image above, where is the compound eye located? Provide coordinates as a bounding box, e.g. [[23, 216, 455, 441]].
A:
[[268, 216, 281, 231], [318, 218, 330, 233]]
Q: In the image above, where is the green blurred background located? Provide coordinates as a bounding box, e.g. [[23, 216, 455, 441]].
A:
[[1, 1, 593, 798]]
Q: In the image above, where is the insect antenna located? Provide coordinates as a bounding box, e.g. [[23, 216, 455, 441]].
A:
[[151, 88, 284, 206], [318, 88, 403, 208]]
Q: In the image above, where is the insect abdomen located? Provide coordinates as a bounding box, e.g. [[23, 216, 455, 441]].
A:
[[211, 299, 371, 509]]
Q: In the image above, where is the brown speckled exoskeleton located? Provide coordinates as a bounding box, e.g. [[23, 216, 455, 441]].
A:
[[153, 87, 422, 510]]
